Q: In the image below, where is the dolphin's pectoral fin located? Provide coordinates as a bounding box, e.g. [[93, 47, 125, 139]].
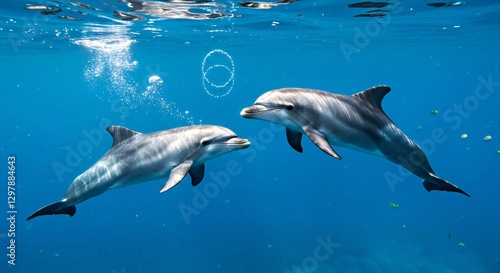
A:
[[160, 161, 193, 193], [286, 128, 303, 153], [423, 176, 470, 197], [189, 163, 205, 187], [107, 126, 141, 148], [26, 201, 76, 220], [303, 127, 342, 159]]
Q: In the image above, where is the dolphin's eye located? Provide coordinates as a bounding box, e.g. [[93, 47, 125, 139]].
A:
[[286, 105, 294, 110], [201, 139, 210, 145]]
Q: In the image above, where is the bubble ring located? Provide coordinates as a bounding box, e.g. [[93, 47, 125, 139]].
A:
[[202, 64, 234, 88], [202, 65, 235, 98], [201, 49, 235, 98]]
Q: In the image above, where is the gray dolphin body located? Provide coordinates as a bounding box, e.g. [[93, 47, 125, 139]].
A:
[[241, 86, 469, 197], [27, 125, 250, 220]]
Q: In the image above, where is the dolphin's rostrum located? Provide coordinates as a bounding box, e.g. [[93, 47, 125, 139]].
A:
[[241, 86, 470, 197], [27, 125, 251, 220]]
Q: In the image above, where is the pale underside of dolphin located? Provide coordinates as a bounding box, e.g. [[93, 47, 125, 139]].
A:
[[241, 85, 470, 197], [27, 125, 250, 220]]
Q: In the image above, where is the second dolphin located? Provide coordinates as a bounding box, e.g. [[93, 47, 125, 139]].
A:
[[241, 85, 469, 197]]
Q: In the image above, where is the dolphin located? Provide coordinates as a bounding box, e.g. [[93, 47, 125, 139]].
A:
[[241, 86, 470, 197], [27, 125, 251, 220]]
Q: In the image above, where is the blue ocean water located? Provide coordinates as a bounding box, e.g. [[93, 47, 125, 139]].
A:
[[1, 0, 500, 272]]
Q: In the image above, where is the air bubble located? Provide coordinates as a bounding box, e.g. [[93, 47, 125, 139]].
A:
[[201, 49, 235, 98]]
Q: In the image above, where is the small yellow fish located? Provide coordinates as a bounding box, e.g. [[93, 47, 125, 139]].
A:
[[458, 242, 465, 247], [390, 203, 399, 209], [484, 135, 492, 141], [430, 110, 439, 115], [461, 134, 468, 139]]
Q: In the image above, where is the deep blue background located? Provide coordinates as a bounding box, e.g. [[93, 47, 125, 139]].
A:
[[1, 0, 500, 272]]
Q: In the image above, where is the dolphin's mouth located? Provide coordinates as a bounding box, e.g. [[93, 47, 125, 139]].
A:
[[221, 137, 251, 148], [240, 104, 274, 117]]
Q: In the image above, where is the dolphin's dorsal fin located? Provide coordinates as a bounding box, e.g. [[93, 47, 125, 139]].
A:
[[353, 85, 391, 113], [107, 126, 140, 148]]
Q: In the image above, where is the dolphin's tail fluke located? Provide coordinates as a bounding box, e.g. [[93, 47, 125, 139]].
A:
[[423, 175, 470, 197], [26, 201, 76, 220]]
